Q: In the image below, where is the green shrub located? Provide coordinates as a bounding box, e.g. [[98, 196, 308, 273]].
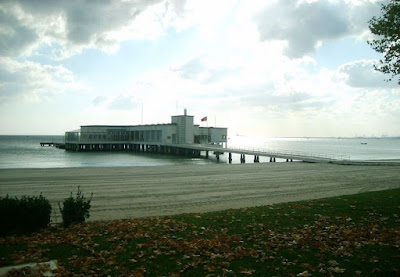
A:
[[0, 194, 52, 236], [58, 187, 93, 227]]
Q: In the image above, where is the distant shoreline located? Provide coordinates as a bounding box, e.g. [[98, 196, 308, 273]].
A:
[[1, 163, 400, 223]]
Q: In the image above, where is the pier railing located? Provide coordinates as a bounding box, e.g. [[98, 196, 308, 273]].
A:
[[224, 145, 351, 161]]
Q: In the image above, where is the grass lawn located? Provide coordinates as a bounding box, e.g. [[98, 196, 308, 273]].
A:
[[1, 188, 399, 276]]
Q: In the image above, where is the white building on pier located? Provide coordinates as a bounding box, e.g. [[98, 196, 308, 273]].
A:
[[64, 110, 227, 151]]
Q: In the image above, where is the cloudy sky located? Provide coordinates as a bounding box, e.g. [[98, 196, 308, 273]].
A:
[[0, 0, 399, 137]]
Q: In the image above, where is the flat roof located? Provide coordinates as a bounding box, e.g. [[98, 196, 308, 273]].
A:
[[171, 115, 194, 118], [81, 123, 176, 128], [199, 127, 227, 130]]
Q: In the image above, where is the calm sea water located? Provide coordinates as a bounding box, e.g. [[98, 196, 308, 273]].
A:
[[0, 135, 399, 169]]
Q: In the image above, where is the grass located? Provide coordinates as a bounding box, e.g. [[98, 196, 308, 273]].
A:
[[0, 188, 399, 276]]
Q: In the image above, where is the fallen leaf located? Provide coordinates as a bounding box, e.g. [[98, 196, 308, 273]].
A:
[[329, 267, 345, 274], [239, 268, 255, 275], [297, 270, 311, 277], [328, 260, 339, 267]]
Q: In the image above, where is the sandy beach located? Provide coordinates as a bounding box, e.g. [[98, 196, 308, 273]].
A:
[[1, 163, 400, 222]]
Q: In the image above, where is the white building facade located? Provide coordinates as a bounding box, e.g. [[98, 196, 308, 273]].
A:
[[64, 112, 227, 151]]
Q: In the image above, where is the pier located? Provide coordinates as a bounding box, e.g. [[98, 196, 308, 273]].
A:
[[176, 144, 348, 163], [40, 142, 54, 146], [40, 142, 65, 149], [61, 140, 350, 164]]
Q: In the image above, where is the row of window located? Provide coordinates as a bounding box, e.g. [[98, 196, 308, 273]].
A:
[[76, 130, 163, 142], [67, 131, 226, 142]]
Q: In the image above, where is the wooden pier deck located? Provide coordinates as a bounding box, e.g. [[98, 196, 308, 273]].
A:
[[61, 139, 356, 164], [40, 142, 54, 146], [40, 142, 65, 149], [178, 144, 350, 163]]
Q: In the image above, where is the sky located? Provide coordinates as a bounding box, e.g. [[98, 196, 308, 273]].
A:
[[0, 0, 399, 137]]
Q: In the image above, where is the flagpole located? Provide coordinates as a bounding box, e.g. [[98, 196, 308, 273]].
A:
[[141, 103, 144, 124]]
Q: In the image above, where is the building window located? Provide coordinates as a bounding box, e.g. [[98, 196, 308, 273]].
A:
[[222, 135, 227, 139]]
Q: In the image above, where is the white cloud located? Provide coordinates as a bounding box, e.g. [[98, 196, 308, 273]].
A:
[[108, 95, 140, 110], [0, 7, 39, 57], [0, 57, 88, 102], [171, 55, 241, 84], [337, 59, 398, 88], [254, 0, 383, 58], [0, 0, 171, 59], [92, 95, 106, 106], [0, 0, 384, 61], [119, 49, 400, 135]]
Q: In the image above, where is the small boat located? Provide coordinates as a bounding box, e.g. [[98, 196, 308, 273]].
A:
[[360, 142, 367, 145]]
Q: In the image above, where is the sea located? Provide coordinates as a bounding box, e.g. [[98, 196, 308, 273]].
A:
[[0, 135, 400, 169]]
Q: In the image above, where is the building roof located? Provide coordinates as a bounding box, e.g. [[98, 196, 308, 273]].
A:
[[199, 126, 228, 130], [81, 123, 176, 128], [171, 115, 194, 117]]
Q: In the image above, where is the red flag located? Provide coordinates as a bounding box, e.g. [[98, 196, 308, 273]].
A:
[[201, 116, 207, 122]]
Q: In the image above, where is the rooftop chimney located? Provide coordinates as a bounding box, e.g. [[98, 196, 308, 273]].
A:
[[184, 108, 187, 116]]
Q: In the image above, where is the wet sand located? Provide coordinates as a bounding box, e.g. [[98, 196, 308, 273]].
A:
[[1, 163, 399, 222]]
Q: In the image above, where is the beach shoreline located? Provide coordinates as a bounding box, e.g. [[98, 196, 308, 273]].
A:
[[1, 163, 400, 223]]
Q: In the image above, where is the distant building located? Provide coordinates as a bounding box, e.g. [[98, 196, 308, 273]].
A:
[[64, 110, 227, 151]]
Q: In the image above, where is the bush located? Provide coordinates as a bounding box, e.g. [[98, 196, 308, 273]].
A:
[[0, 194, 52, 236], [59, 187, 93, 227]]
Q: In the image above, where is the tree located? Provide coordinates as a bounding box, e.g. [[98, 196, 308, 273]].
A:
[[368, 0, 400, 84]]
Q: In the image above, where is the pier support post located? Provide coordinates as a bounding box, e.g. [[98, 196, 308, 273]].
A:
[[206, 151, 209, 158], [216, 152, 220, 161], [229, 153, 232, 164]]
